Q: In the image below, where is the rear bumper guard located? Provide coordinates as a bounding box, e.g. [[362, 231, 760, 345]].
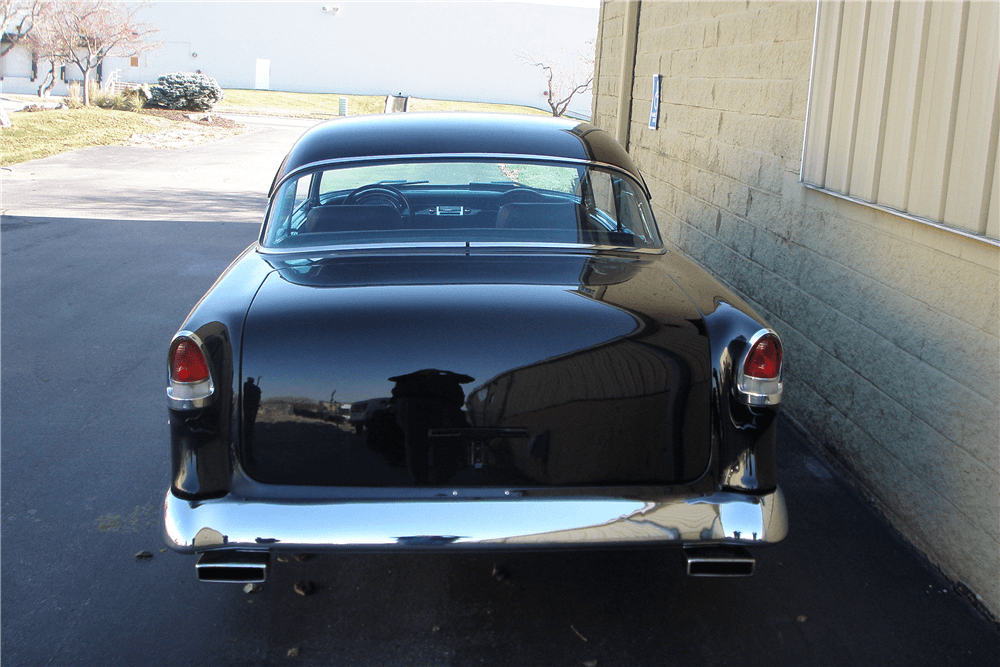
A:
[[164, 487, 787, 554]]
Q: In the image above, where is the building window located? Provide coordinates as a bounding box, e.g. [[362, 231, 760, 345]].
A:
[[801, 0, 998, 242], [131, 56, 139, 67]]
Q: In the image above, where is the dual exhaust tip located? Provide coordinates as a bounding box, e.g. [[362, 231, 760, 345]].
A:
[[684, 546, 756, 577], [196, 551, 270, 583], [195, 547, 756, 583]]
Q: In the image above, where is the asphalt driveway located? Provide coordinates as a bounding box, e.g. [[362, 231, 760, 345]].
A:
[[1, 115, 997, 666], [1, 114, 312, 222]]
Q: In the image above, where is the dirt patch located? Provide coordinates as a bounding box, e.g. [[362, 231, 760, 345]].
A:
[[128, 108, 245, 148], [138, 108, 240, 129]]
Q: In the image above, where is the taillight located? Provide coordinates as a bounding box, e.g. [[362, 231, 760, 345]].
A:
[[743, 334, 782, 379], [167, 332, 215, 410], [171, 339, 210, 383], [735, 330, 783, 406]]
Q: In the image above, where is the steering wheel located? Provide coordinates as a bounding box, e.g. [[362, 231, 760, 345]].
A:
[[344, 184, 411, 223]]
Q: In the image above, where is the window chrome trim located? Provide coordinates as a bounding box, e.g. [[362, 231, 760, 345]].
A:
[[255, 240, 667, 257], [270, 153, 652, 199], [167, 330, 215, 411], [734, 328, 783, 407]]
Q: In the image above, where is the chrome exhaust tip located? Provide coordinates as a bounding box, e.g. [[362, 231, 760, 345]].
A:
[[196, 551, 270, 583], [684, 546, 756, 577]]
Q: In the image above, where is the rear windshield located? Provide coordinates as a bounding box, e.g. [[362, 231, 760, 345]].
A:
[[262, 159, 662, 250]]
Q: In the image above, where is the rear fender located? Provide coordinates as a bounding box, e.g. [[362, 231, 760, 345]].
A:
[[704, 301, 780, 493], [168, 246, 274, 500]]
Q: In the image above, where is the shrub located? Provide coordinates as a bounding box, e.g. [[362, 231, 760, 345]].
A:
[[147, 72, 225, 111], [91, 88, 116, 109], [65, 82, 83, 109], [122, 89, 146, 113], [92, 89, 144, 112]]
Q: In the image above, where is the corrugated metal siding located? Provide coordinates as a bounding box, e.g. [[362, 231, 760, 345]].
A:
[[802, 0, 999, 240]]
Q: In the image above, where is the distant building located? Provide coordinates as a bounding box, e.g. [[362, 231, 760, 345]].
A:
[[0, 0, 599, 117]]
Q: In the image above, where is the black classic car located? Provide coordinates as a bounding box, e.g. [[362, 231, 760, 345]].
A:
[[164, 113, 787, 583]]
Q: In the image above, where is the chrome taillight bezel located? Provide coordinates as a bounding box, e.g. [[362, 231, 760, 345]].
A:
[[734, 328, 783, 406], [167, 330, 215, 410]]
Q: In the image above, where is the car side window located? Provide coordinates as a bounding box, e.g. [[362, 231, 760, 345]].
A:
[[614, 180, 653, 242], [265, 173, 319, 243], [580, 171, 657, 244], [289, 176, 313, 229], [587, 170, 615, 215]]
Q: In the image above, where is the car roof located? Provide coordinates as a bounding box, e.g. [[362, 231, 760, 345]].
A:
[[268, 113, 647, 196]]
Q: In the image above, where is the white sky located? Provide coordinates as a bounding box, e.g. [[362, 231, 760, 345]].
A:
[[330, 0, 602, 5]]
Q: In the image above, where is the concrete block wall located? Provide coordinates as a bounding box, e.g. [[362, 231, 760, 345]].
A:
[[594, 0, 1000, 616], [592, 0, 632, 131]]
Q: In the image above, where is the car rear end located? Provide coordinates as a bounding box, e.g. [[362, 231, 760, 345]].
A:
[[163, 118, 787, 583]]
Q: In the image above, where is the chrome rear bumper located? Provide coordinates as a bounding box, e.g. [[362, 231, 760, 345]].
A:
[[164, 487, 787, 553]]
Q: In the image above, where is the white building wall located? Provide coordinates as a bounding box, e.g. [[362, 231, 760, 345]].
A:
[[2, 1, 599, 117]]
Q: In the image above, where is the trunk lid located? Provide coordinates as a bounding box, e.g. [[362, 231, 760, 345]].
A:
[[240, 251, 711, 488]]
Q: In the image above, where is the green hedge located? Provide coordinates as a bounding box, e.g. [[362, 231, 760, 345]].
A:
[[148, 72, 225, 111]]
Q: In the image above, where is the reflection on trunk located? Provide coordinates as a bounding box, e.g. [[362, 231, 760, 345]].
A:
[[240, 253, 712, 488], [465, 335, 706, 484], [246, 324, 708, 487]]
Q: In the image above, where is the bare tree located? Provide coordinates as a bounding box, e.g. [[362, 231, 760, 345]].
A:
[[0, 0, 45, 58], [0, 0, 44, 126], [25, 14, 65, 98], [44, 1, 157, 105], [519, 42, 595, 117]]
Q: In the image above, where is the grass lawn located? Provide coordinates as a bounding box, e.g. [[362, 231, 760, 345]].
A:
[[216, 89, 549, 118], [407, 98, 549, 115], [0, 90, 554, 166], [216, 89, 385, 117], [1, 106, 174, 166]]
